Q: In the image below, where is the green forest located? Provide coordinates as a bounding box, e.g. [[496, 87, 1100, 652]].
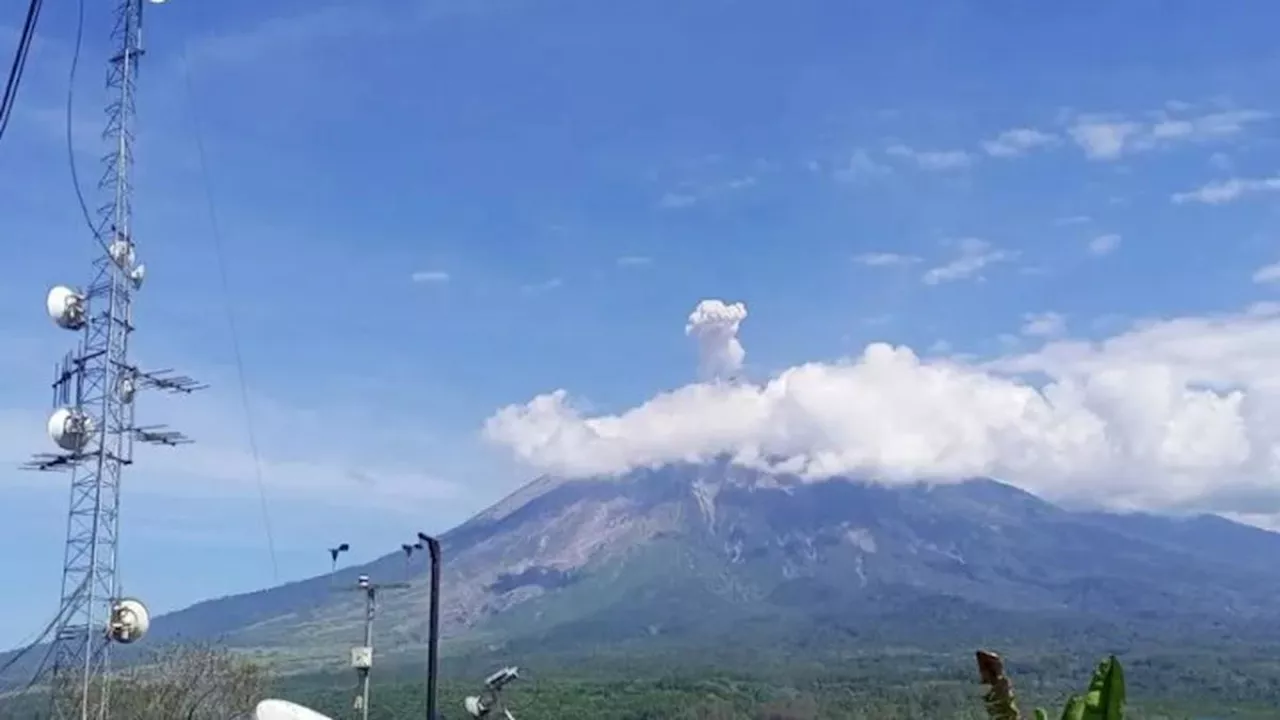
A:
[[285, 652, 1280, 720], [264, 645, 1280, 719], [5, 643, 1280, 719]]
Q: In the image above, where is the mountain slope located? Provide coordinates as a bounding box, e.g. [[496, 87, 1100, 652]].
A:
[[135, 464, 1280, 668]]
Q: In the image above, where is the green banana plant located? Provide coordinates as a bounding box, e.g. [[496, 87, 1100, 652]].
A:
[[1057, 655, 1126, 720], [976, 651, 1126, 720]]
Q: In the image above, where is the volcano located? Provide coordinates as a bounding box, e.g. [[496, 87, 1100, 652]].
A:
[[140, 462, 1280, 671]]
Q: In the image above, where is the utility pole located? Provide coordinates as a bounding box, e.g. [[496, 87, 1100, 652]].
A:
[[347, 574, 410, 720], [414, 532, 442, 720], [402, 532, 443, 720]]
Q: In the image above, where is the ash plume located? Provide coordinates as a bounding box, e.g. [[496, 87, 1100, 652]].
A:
[[685, 300, 748, 381]]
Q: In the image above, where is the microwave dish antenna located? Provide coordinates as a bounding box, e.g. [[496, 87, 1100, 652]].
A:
[[45, 286, 87, 330]]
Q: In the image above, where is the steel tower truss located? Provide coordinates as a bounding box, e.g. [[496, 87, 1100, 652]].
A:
[[22, 1, 203, 717]]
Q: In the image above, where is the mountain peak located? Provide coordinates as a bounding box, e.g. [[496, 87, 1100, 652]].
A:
[[142, 463, 1280, 668]]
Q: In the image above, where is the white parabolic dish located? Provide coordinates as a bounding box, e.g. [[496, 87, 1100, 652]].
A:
[[45, 285, 85, 329], [47, 407, 93, 452], [253, 699, 334, 720]]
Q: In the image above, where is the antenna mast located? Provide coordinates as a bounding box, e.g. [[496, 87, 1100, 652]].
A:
[[25, 0, 202, 717]]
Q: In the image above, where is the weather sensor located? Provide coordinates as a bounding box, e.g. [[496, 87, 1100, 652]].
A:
[[337, 570, 410, 720], [465, 666, 522, 720], [484, 666, 520, 691]]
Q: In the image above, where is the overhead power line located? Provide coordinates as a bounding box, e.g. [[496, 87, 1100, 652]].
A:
[[0, 0, 44, 147], [180, 50, 280, 584]]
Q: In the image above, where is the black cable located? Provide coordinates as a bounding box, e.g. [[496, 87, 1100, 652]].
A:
[[180, 50, 280, 583], [5, 624, 67, 712], [18, 637, 58, 695], [65, 0, 111, 255], [0, 615, 58, 681], [0, 575, 88, 681], [0, 0, 43, 145]]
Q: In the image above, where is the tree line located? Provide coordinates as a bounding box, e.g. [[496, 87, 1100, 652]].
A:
[[2, 644, 1278, 719]]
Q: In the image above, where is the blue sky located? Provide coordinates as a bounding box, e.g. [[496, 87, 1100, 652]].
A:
[[3, 0, 1280, 647]]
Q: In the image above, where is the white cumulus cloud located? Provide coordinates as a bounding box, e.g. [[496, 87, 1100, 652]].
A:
[[1068, 118, 1141, 161], [982, 128, 1059, 158], [921, 238, 1012, 285], [854, 252, 921, 267], [1055, 215, 1091, 226], [1068, 109, 1269, 161], [832, 149, 892, 182], [411, 270, 450, 283], [1021, 312, 1067, 338], [1088, 234, 1122, 257], [886, 144, 973, 171], [483, 301, 1280, 520], [1172, 176, 1280, 205], [1254, 262, 1280, 284]]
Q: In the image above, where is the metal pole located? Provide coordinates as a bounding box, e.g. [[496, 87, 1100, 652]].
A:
[[345, 573, 408, 720], [425, 537, 441, 720], [361, 587, 374, 720]]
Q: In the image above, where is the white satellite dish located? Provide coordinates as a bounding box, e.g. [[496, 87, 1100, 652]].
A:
[[253, 699, 334, 720], [108, 238, 135, 268], [46, 285, 87, 330], [47, 407, 94, 452], [108, 598, 150, 644]]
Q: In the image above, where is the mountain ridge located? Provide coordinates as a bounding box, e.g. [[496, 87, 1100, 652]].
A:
[[9, 465, 1280, 679]]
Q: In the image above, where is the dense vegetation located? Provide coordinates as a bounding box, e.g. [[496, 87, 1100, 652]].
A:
[[5, 643, 1280, 718], [280, 647, 1280, 720], [0, 645, 268, 719], [286, 670, 1274, 720]]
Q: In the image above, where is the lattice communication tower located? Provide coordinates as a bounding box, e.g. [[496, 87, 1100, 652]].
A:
[[23, 0, 203, 717]]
